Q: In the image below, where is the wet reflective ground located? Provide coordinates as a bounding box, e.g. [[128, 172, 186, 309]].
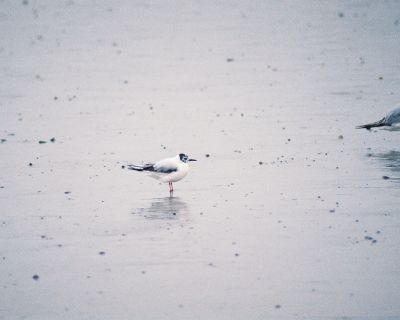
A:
[[1, 1, 400, 319]]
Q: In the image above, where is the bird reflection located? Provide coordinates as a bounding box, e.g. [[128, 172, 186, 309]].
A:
[[368, 150, 400, 182], [132, 197, 189, 220]]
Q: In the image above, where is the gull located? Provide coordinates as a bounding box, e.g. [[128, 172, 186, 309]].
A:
[[125, 153, 197, 194], [357, 107, 400, 130]]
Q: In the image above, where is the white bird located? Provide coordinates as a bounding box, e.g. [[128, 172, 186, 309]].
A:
[[125, 153, 197, 194], [357, 107, 400, 130]]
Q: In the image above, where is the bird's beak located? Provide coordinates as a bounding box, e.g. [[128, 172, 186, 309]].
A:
[[189, 159, 197, 162]]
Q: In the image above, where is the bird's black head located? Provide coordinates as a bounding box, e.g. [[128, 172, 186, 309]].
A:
[[179, 153, 197, 163]]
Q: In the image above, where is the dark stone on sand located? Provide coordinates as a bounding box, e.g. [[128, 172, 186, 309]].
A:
[[205, 154, 210, 158], [50, 137, 56, 143], [275, 304, 281, 309], [38, 140, 47, 144], [338, 12, 344, 18], [64, 191, 71, 194], [226, 58, 234, 62], [32, 274, 39, 280], [259, 161, 263, 165], [338, 135, 344, 139], [29, 163, 33, 166], [98, 251, 106, 255], [382, 176, 390, 180]]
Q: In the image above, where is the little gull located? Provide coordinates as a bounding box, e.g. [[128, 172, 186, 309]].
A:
[[126, 153, 196, 194], [357, 107, 400, 130]]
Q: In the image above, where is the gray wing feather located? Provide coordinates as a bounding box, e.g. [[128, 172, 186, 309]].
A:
[[385, 107, 400, 125], [153, 158, 178, 173]]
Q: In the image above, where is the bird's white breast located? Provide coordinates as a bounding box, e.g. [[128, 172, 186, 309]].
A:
[[161, 162, 189, 183]]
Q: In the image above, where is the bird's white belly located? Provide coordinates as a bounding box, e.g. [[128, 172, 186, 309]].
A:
[[161, 165, 188, 183]]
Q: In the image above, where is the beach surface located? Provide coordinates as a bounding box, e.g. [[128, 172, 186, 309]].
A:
[[1, 1, 400, 319]]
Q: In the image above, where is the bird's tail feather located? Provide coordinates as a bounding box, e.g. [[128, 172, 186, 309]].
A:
[[356, 118, 386, 130], [126, 164, 144, 171], [126, 163, 155, 171]]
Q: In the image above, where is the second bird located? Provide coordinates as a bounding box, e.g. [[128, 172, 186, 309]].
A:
[[357, 106, 400, 130]]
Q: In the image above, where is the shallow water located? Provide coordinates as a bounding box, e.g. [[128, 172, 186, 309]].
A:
[[1, 1, 400, 319]]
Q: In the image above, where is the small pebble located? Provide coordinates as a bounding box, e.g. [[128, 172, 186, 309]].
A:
[[32, 274, 39, 280], [98, 251, 106, 255]]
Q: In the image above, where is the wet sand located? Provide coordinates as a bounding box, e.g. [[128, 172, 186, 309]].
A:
[[1, 1, 400, 319]]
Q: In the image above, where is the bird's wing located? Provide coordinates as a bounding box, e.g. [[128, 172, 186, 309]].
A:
[[385, 107, 400, 125], [153, 158, 178, 173]]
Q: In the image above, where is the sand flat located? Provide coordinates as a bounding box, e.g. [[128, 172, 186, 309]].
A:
[[1, 1, 400, 319]]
